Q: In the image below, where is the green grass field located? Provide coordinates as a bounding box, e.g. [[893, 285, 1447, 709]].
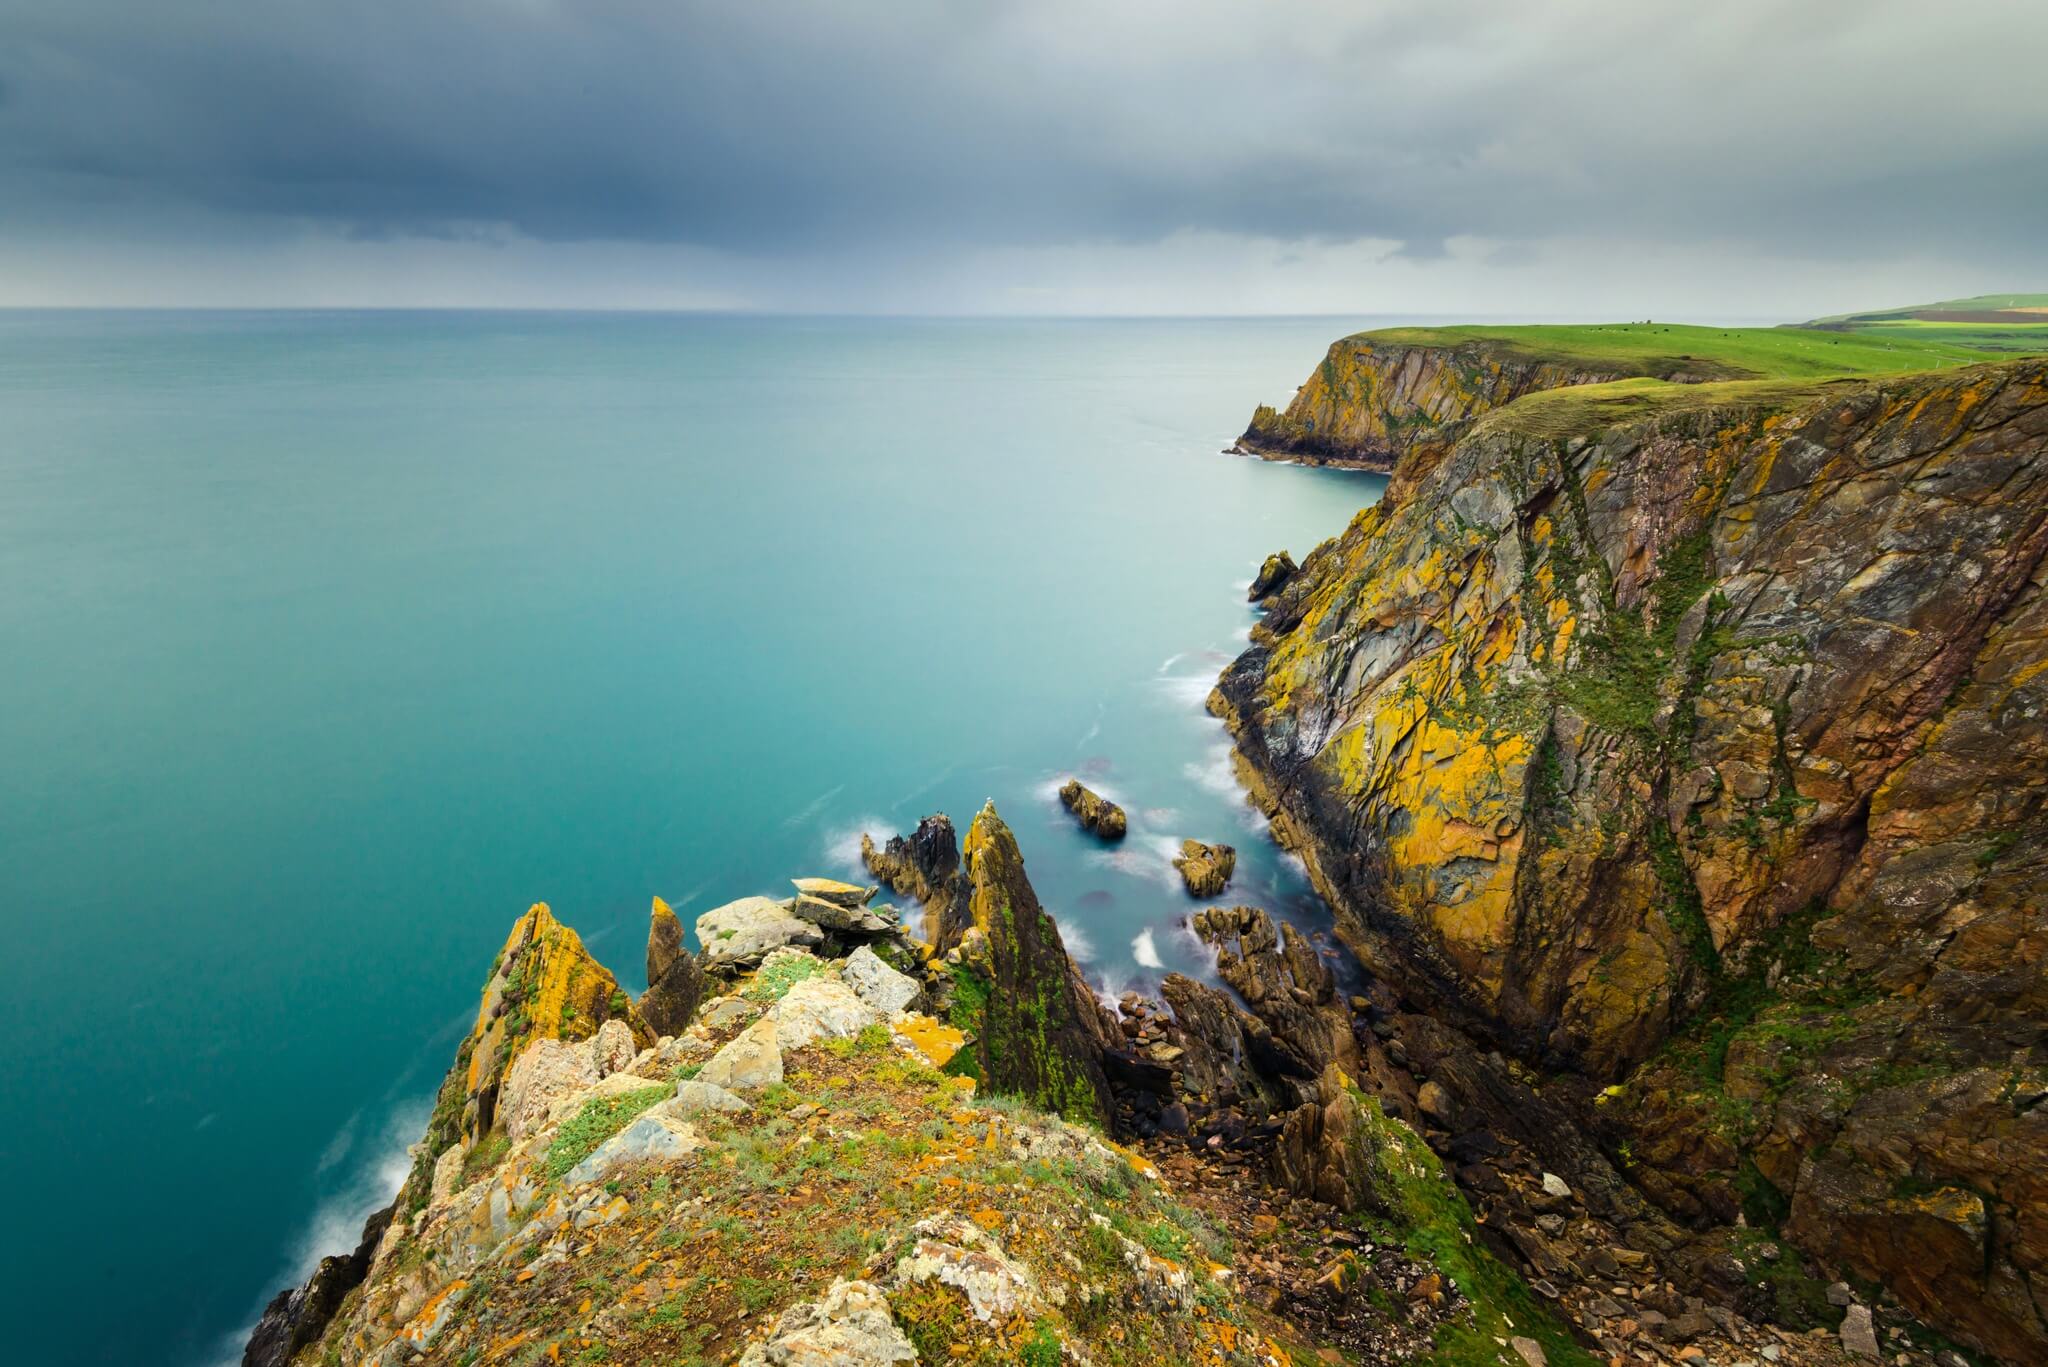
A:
[[1799, 293, 2048, 352], [1356, 321, 2031, 380]]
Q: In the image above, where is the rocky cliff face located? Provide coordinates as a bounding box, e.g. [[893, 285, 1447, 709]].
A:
[[1234, 336, 1655, 471], [1219, 352, 2048, 1360]]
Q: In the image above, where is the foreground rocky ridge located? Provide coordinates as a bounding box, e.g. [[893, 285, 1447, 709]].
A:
[[255, 795, 1908, 1367], [1219, 349, 2048, 1361]]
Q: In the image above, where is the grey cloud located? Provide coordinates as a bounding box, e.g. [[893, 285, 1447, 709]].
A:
[[0, 0, 2043, 272]]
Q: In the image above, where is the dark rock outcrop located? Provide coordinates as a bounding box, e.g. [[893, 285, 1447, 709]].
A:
[[863, 814, 969, 940], [243, 1203, 394, 1367], [640, 895, 704, 1037], [1248, 551, 1297, 601], [1058, 779, 1128, 840]]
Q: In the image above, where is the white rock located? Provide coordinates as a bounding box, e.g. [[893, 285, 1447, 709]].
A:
[[892, 1215, 1041, 1323], [665, 1079, 752, 1116], [696, 896, 825, 970], [429, 1141, 468, 1205], [563, 1112, 703, 1186], [1840, 1303, 1879, 1358], [843, 945, 922, 1016], [1509, 1336, 1546, 1367], [590, 1018, 636, 1077], [698, 997, 757, 1030], [500, 1037, 599, 1141], [737, 1278, 917, 1366], [699, 1016, 784, 1091], [774, 976, 881, 1049], [1540, 1171, 1572, 1199]]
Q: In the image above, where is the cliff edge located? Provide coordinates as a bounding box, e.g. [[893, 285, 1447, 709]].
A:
[[1220, 347, 2048, 1361]]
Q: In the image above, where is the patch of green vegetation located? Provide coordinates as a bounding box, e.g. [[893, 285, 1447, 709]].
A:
[[460, 1131, 511, 1186], [541, 1084, 672, 1182], [743, 952, 824, 1002], [1978, 830, 2021, 869], [1019, 1319, 1064, 1367], [1343, 1090, 1596, 1367], [1726, 1228, 1840, 1331]]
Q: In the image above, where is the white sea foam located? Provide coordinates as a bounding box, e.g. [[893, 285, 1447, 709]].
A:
[[1132, 928, 1165, 970], [1182, 742, 1240, 796], [1054, 915, 1096, 963], [1172, 918, 1224, 978], [209, 1096, 430, 1367], [1154, 673, 1216, 710], [822, 816, 892, 879]]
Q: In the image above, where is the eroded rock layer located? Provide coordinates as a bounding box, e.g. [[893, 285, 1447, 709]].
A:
[[1219, 353, 2048, 1359]]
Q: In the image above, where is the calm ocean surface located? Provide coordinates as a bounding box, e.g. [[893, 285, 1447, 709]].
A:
[[0, 311, 1396, 1364]]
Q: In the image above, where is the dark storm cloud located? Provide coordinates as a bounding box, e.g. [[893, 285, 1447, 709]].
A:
[[1, 0, 2044, 264]]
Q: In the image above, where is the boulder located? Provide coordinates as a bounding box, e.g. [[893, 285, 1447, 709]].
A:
[[791, 877, 878, 908], [1839, 1303, 1879, 1358], [1416, 1080, 1455, 1126], [842, 945, 921, 1016], [774, 976, 881, 1049], [699, 1016, 783, 1091], [737, 1278, 917, 1367], [664, 1080, 751, 1116], [1248, 550, 1298, 601], [1057, 779, 1128, 841], [429, 1141, 468, 1206], [562, 1112, 703, 1186], [591, 1018, 636, 1077], [1172, 840, 1235, 897], [791, 893, 893, 935], [499, 1037, 599, 1142], [642, 896, 705, 1037], [696, 896, 825, 972]]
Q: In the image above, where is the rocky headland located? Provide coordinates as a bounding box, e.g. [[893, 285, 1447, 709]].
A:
[[247, 322, 2045, 1367], [1218, 335, 2048, 1363]]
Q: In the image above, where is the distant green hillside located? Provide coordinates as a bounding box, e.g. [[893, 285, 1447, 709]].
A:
[[1798, 293, 2048, 353]]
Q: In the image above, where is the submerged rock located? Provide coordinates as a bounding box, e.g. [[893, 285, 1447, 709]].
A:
[[1172, 839, 1235, 897], [1058, 778, 1128, 840]]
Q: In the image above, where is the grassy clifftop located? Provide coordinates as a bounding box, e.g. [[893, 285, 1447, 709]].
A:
[[1347, 321, 2023, 378]]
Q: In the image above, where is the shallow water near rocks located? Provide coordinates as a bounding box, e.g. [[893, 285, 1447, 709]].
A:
[[0, 311, 1409, 1363]]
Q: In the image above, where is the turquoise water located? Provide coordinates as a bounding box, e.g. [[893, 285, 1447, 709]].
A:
[[0, 311, 1390, 1364]]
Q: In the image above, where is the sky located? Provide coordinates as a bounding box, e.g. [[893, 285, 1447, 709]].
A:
[[0, 0, 2042, 316]]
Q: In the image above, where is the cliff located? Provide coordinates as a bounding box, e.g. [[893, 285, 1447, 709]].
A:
[[1234, 340, 1622, 471], [256, 804, 1632, 1367], [1218, 345, 2048, 1361]]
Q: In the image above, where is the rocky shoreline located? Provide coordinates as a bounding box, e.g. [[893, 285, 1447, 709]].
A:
[[247, 336, 2042, 1367]]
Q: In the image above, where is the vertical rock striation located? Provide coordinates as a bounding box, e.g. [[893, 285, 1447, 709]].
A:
[[1219, 353, 2048, 1360]]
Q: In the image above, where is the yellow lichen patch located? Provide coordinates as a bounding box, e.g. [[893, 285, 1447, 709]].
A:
[[466, 903, 628, 1098], [893, 1013, 967, 1070]]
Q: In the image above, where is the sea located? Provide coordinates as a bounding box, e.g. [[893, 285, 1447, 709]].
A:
[[0, 310, 1404, 1364]]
